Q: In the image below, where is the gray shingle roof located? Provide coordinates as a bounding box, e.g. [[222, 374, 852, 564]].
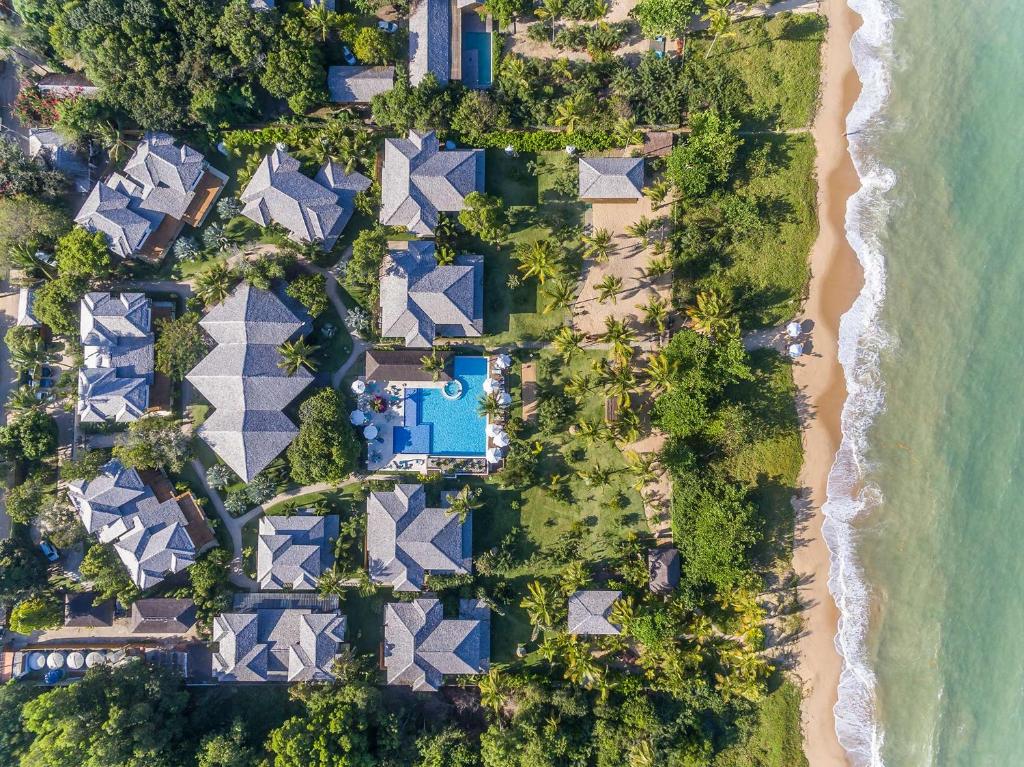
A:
[[129, 598, 197, 633], [379, 241, 483, 347], [240, 149, 351, 251], [67, 461, 200, 589], [364, 348, 451, 382], [186, 285, 313, 482], [380, 131, 484, 236], [648, 547, 680, 593], [409, 0, 451, 86], [367, 484, 472, 591], [64, 592, 115, 627], [17, 287, 39, 327], [75, 178, 156, 258], [328, 66, 395, 103], [78, 292, 153, 423], [578, 157, 645, 200], [567, 590, 622, 635], [212, 607, 346, 682], [257, 512, 339, 590], [384, 597, 489, 691], [28, 128, 91, 193]]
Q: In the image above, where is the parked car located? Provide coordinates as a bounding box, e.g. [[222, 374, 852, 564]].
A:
[[342, 46, 357, 65], [377, 20, 398, 33], [39, 540, 60, 563]]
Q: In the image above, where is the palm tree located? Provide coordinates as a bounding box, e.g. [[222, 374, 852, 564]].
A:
[[277, 337, 319, 375], [477, 667, 510, 713], [581, 462, 613, 488], [95, 122, 131, 163], [420, 350, 447, 381], [563, 371, 592, 403], [703, 0, 739, 59], [641, 295, 669, 334], [609, 594, 636, 632], [195, 263, 234, 306], [611, 404, 641, 445], [477, 392, 503, 419], [595, 275, 623, 305], [500, 55, 530, 93], [562, 635, 601, 686], [641, 254, 673, 279], [551, 326, 585, 360], [514, 240, 561, 284], [597, 359, 636, 407], [612, 116, 640, 147], [630, 741, 656, 767], [581, 228, 615, 263], [9, 244, 55, 279], [306, 0, 335, 41], [644, 180, 672, 208], [601, 316, 636, 365], [335, 130, 375, 174], [543, 277, 577, 314], [534, 0, 565, 42], [554, 94, 585, 132], [317, 567, 347, 597], [5, 385, 44, 413], [560, 560, 589, 595], [686, 289, 734, 338], [573, 418, 606, 445], [645, 351, 676, 394], [448, 484, 482, 522], [625, 451, 660, 492], [521, 580, 559, 640], [626, 216, 659, 245]]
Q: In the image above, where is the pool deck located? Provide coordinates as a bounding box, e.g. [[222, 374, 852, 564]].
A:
[[360, 356, 510, 474]]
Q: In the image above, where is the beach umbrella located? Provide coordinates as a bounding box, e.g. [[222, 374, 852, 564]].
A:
[[46, 652, 65, 670], [788, 343, 804, 359], [493, 430, 510, 447], [66, 652, 85, 670], [786, 321, 802, 338], [483, 378, 500, 394], [486, 422, 503, 438], [497, 391, 512, 407], [349, 410, 367, 426], [504, 145, 516, 156], [28, 652, 46, 671], [43, 669, 63, 685], [363, 424, 379, 440], [351, 379, 367, 395], [85, 651, 105, 668], [495, 353, 512, 370], [486, 447, 504, 464]]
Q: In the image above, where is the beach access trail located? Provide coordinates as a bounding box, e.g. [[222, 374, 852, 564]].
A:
[[792, 0, 864, 765]]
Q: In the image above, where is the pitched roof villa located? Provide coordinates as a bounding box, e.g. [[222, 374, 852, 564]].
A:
[[567, 590, 622, 635], [384, 597, 490, 691], [380, 240, 483, 347], [367, 484, 472, 591], [67, 460, 213, 590], [186, 284, 313, 482], [76, 132, 223, 259], [257, 512, 339, 591], [578, 157, 645, 201], [211, 606, 347, 682], [240, 148, 369, 250], [328, 65, 395, 103], [380, 130, 484, 236], [78, 292, 154, 423]]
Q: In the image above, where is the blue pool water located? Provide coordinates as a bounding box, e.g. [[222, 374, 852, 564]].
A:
[[394, 356, 487, 456], [462, 32, 492, 88]]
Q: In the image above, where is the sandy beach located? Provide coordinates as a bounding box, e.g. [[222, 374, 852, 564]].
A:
[[792, 0, 865, 765]]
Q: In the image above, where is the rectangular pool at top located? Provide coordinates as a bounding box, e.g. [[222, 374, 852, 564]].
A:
[[394, 356, 488, 456]]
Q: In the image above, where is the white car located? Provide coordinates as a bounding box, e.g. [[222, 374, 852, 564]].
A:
[[377, 20, 398, 33]]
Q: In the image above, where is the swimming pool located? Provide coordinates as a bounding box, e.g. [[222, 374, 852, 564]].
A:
[[462, 31, 492, 88], [394, 356, 488, 456]]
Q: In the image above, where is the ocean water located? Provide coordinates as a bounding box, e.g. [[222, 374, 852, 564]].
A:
[[830, 0, 1024, 765]]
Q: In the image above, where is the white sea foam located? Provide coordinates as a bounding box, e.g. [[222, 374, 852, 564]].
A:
[[825, 0, 899, 765]]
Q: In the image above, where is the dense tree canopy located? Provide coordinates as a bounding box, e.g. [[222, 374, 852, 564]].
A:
[[287, 389, 360, 485], [54, 227, 115, 281], [0, 537, 49, 604], [0, 411, 57, 464], [154, 313, 211, 381], [112, 417, 191, 473], [79, 543, 138, 605]]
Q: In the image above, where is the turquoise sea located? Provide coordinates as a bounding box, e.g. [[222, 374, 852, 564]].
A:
[[831, 0, 1024, 764]]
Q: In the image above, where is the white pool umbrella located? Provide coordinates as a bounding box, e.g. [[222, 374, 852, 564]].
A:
[[497, 391, 512, 407], [486, 447, 504, 463], [486, 422, 502, 438], [493, 430, 510, 447], [351, 379, 367, 394], [363, 424, 379, 440], [350, 410, 367, 426], [788, 343, 804, 359], [495, 353, 512, 370], [46, 652, 65, 669], [786, 321, 802, 338], [28, 652, 46, 670], [66, 652, 85, 670], [85, 651, 105, 668], [483, 378, 499, 394]]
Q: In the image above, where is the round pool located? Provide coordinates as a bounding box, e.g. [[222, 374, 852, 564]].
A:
[[441, 379, 464, 400]]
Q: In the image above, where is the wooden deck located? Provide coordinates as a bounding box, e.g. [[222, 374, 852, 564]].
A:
[[181, 169, 225, 227], [521, 362, 537, 424]]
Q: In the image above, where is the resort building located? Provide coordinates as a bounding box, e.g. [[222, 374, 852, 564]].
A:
[[29, 127, 92, 193], [76, 132, 225, 261], [567, 590, 622, 635], [78, 292, 154, 423], [366, 484, 472, 591], [383, 597, 490, 691], [186, 284, 313, 482], [211, 604, 347, 683], [578, 157, 645, 202], [67, 460, 215, 590], [327, 65, 395, 103], [380, 130, 484, 236], [379, 240, 483, 347], [16, 287, 39, 328], [64, 592, 115, 628], [256, 512, 339, 591], [36, 72, 99, 96], [357, 351, 510, 473], [240, 147, 369, 251], [129, 599, 198, 634], [648, 547, 680, 594], [409, 0, 493, 88]]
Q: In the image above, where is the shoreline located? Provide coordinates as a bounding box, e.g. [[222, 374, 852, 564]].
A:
[[793, 1, 865, 765]]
